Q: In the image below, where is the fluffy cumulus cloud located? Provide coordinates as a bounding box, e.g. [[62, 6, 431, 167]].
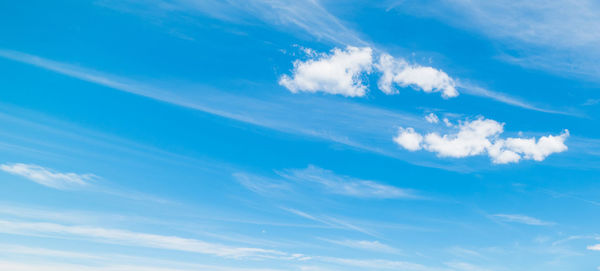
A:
[[376, 54, 458, 98], [0, 163, 93, 190], [393, 127, 423, 151], [279, 46, 373, 97], [393, 115, 569, 164], [279, 46, 458, 98]]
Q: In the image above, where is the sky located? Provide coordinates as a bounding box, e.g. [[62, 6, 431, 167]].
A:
[[1, 0, 600, 270]]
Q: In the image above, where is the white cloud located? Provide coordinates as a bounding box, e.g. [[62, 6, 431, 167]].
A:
[[0, 219, 293, 260], [394, 117, 569, 164], [393, 127, 423, 151], [280, 47, 459, 98], [588, 244, 600, 251], [492, 214, 554, 226], [423, 118, 504, 158], [282, 165, 417, 199], [0, 163, 94, 190], [443, 118, 453, 127], [279, 46, 373, 97], [376, 54, 458, 98], [500, 133, 571, 161], [425, 113, 439, 123]]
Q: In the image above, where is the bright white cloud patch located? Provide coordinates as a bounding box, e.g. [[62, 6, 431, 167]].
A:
[[393, 127, 423, 151], [492, 214, 554, 226], [279, 46, 373, 97], [280, 47, 458, 98], [376, 54, 458, 98], [588, 244, 600, 251], [0, 163, 93, 190], [394, 117, 568, 164]]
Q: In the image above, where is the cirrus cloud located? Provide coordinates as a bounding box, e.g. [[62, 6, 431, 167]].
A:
[[0, 163, 94, 190]]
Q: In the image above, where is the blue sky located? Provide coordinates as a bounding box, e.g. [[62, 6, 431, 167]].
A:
[[1, 0, 600, 270]]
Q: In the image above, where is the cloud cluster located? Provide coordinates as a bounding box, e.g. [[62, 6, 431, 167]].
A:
[[279, 46, 457, 98], [394, 115, 569, 164], [0, 163, 94, 190]]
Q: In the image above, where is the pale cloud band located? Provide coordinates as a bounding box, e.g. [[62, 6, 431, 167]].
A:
[[281, 165, 418, 199], [236, 165, 419, 199], [0, 163, 93, 190], [394, 115, 569, 164], [0, 219, 294, 260], [279, 46, 458, 98], [492, 214, 554, 226]]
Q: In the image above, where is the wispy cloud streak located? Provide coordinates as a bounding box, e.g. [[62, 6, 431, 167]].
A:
[[282, 207, 377, 237], [0, 219, 296, 260], [280, 165, 418, 199], [458, 82, 579, 116], [491, 214, 554, 226], [0, 163, 94, 190]]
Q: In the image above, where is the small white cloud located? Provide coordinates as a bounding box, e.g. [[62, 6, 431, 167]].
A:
[[425, 113, 439, 123], [492, 214, 554, 226], [376, 54, 458, 98], [0, 163, 94, 190], [394, 127, 423, 151], [393, 117, 569, 164], [443, 118, 453, 127], [279, 46, 373, 97], [588, 244, 600, 251]]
